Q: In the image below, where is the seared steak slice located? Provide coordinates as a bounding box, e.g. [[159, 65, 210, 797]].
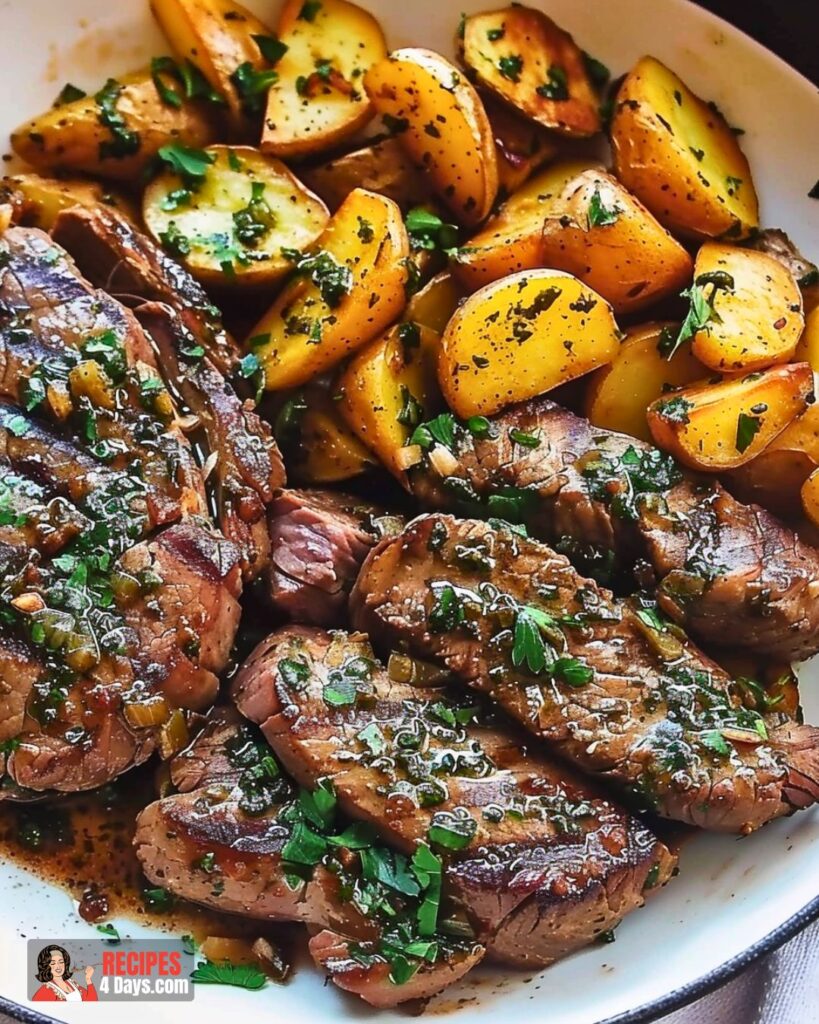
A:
[[2, 519, 241, 793], [232, 627, 674, 967], [266, 490, 404, 625], [351, 515, 819, 832], [135, 707, 484, 1006], [136, 303, 281, 580], [52, 207, 237, 376], [409, 400, 819, 661], [0, 230, 205, 528]]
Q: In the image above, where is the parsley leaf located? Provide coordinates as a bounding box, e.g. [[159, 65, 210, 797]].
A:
[[55, 83, 86, 106], [158, 143, 215, 180], [587, 184, 620, 228], [661, 272, 734, 359], [405, 207, 459, 252], [536, 64, 569, 100], [498, 54, 523, 82], [191, 960, 267, 990], [428, 810, 477, 850], [252, 34, 288, 66], [735, 411, 762, 453]]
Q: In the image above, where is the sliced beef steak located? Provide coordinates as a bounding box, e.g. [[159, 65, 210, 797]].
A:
[[266, 490, 404, 625], [232, 627, 674, 967], [408, 400, 819, 661], [135, 707, 484, 1007], [52, 208, 284, 579], [352, 515, 819, 832]]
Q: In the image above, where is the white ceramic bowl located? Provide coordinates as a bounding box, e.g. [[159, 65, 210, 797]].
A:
[[0, 2, 817, 1022]]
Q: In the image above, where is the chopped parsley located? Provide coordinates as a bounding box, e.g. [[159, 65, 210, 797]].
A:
[[287, 249, 353, 308], [298, 0, 322, 20], [54, 83, 86, 106], [735, 411, 762, 453], [587, 184, 620, 228], [660, 272, 734, 359], [536, 64, 569, 100], [409, 412, 457, 451], [252, 34, 289, 66], [191, 961, 267, 991], [582, 51, 610, 89], [230, 62, 279, 114], [95, 79, 140, 159], [158, 143, 215, 181], [497, 54, 524, 83], [405, 207, 459, 252]]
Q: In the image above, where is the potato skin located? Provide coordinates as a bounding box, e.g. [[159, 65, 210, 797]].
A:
[[405, 271, 465, 335], [262, 0, 386, 159], [250, 187, 410, 390], [585, 322, 705, 442], [485, 95, 559, 196], [611, 56, 758, 241], [796, 305, 819, 371], [802, 468, 819, 529], [461, 6, 601, 138], [151, 0, 275, 131], [690, 243, 804, 373], [438, 269, 620, 417], [647, 363, 815, 472], [143, 145, 329, 288], [11, 71, 217, 181], [338, 323, 441, 478], [538, 169, 693, 314], [299, 137, 432, 212], [365, 48, 498, 226], [451, 159, 599, 291]]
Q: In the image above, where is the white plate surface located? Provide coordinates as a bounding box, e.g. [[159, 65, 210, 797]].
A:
[[0, 1, 818, 1022]]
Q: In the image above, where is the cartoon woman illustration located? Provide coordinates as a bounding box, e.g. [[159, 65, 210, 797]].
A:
[[32, 944, 98, 1002]]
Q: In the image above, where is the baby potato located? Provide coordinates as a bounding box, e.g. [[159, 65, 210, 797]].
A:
[[438, 269, 620, 418], [338, 322, 442, 478], [299, 137, 432, 212], [0, 174, 136, 229], [249, 187, 409, 390], [405, 270, 465, 334], [275, 385, 376, 483], [151, 0, 276, 130], [460, 6, 601, 138], [262, 0, 387, 159], [646, 363, 815, 471], [11, 71, 217, 181], [585, 322, 706, 442], [365, 48, 498, 226], [690, 242, 803, 373], [611, 56, 759, 241], [483, 95, 559, 196], [796, 305, 819, 371], [728, 403, 819, 516], [802, 468, 819, 530], [143, 145, 329, 287], [538, 169, 693, 314], [451, 159, 599, 291]]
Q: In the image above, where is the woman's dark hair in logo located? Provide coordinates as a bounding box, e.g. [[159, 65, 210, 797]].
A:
[[35, 945, 73, 983]]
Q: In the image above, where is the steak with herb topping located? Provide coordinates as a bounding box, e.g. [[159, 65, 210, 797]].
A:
[[266, 490, 404, 625], [135, 707, 485, 1007], [232, 627, 674, 967], [352, 515, 819, 831], [53, 206, 284, 578], [408, 399, 819, 661], [0, 227, 243, 794]]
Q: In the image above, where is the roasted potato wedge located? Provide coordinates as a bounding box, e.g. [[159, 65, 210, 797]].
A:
[[274, 385, 376, 483], [611, 56, 759, 241], [749, 228, 819, 295], [451, 159, 599, 291], [405, 270, 465, 334], [0, 174, 136, 229], [585, 322, 706, 442], [365, 48, 498, 226], [11, 71, 217, 181], [796, 304, 819, 371], [727, 405, 819, 517], [646, 363, 815, 471], [143, 144, 328, 287], [802, 468, 819, 530], [338, 322, 442, 477], [250, 187, 409, 390], [460, 6, 601, 138], [438, 269, 620, 417], [151, 0, 277, 130], [538, 169, 693, 314], [262, 0, 387, 159], [484, 95, 559, 195], [299, 137, 432, 212], [688, 243, 803, 373]]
